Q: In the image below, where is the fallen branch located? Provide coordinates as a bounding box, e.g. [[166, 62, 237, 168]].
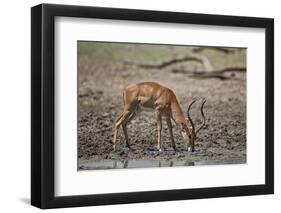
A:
[[172, 67, 246, 80], [192, 47, 235, 54], [192, 67, 246, 75], [124, 54, 245, 80], [191, 73, 232, 80]]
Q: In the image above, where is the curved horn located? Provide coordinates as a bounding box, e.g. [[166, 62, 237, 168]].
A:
[[187, 99, 197, 134], [195, 99, 206, 134]]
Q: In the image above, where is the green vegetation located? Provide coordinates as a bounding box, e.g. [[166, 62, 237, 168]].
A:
[[78, 41, 246, 68]]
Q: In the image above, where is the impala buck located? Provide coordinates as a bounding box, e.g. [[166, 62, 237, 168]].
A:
[[112, 82, 206, 152]]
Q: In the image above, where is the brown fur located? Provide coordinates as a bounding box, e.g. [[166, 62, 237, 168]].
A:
[[112, 81, 194, 151]]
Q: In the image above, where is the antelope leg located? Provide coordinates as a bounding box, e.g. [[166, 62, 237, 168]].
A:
[[155, 110, 162, 152], [112, 110, 131, 151], [166, 117, 176, 151]]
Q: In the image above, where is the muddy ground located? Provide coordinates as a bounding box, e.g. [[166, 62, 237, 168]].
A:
[[78, 43, 246, 169]]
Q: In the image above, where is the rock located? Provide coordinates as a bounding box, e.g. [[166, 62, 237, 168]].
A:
[[205, 142, 212, 148], [207, 152, 214, 157], [102, 112, 110, 117]]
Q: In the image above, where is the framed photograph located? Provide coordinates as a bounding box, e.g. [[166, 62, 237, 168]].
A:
[[31, 3, 274, 209]]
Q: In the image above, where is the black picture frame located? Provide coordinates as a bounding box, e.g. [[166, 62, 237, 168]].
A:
[[31, 3, 274, 209]]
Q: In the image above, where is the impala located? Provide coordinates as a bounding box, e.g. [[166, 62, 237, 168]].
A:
[[112, 81, 206, 152]]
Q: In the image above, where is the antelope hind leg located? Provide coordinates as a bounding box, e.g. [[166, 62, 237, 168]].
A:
[[155, 110, 162, 152], [112, 111, 131, 151], [121, 112, 136, 149]]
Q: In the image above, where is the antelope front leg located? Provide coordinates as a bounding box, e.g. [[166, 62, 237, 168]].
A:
[[155, 110, 162, 152], [166, 117, 176, 151]]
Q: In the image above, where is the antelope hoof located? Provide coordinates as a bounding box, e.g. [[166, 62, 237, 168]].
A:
[[126, 142, 131, 149], [157, 147, 162, 152], [157, 144, 162, 152]]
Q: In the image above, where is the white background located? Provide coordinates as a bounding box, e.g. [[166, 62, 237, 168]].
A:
[[0, 0, 279, 212]]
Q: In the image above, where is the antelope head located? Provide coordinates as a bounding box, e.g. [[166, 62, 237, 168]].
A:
[[186, 98, 206, 152]]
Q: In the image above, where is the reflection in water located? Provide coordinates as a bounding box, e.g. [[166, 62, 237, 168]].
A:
[[80, 159, 202, 170], [184, 161, 195, 166], [113, 160, 117, 169], [169, 161, 174, 167], [123, 160, 128, 168], [79, 158, 243, 170], [112, 160, 129, 169]]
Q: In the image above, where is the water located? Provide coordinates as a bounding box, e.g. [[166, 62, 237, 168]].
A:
[[78, 159, 242, 170]]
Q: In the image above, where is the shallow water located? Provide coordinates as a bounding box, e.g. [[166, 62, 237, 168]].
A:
[[78, 159, 244, 170]]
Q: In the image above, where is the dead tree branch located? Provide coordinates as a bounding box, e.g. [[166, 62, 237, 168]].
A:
[[192, 47, 236, 54], [190, 67, 246, 80], [124, 54, 246, 80], [171, 67, 246, 80]]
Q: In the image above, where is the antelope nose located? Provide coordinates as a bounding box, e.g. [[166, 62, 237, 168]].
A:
[[188, 147, 192, 152]]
